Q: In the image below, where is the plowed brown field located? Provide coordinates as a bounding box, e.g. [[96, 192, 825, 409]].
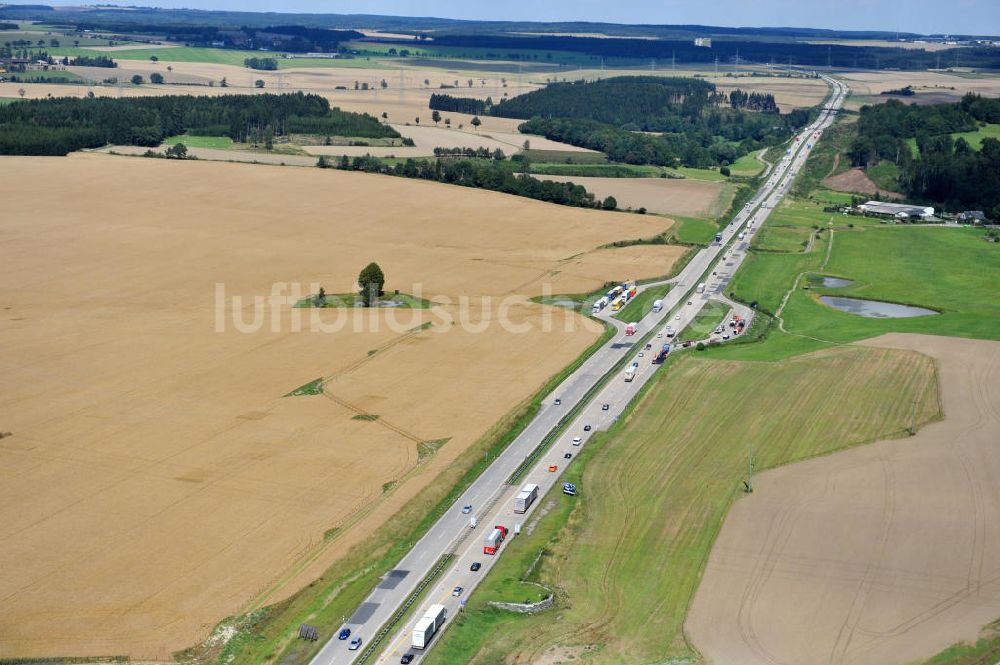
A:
[[688, 334, 1000, 665]]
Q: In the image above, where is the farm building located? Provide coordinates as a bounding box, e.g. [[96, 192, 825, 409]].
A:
[[857, 201, 935, 219]]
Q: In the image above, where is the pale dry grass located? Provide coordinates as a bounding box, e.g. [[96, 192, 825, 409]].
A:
[[539, 175, 728, 218], [0, 154, 673, 659]]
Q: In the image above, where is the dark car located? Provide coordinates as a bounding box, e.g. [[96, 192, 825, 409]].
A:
[[470, 562, 481, 571], [338, 628, 351, 640], [564, 452, 572, 459], [602, 403, 610, 411], [682, 341, 692, 348], [401, 655, 414, 664], [583, 424, 592, 431]]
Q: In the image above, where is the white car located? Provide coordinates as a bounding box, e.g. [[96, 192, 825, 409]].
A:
[[675, 314, 681, 320], [572, 437, 582, 446]]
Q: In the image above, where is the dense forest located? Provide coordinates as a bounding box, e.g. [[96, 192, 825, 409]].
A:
[[428, 94, 488, 115], [322, 154, 611, 209], [68, 55, 117, 68], [423, 34, 1000, 71], [444, 77, 811, 168], [849, 95, 1000, 214], [0, 92, 398, 155]]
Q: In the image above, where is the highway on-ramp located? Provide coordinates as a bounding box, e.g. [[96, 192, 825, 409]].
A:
[[311, 73, 848, 665]]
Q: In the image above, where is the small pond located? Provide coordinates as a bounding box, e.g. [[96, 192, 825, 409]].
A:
[[821, 277, 854, 288], [819, 296, 938, 318]]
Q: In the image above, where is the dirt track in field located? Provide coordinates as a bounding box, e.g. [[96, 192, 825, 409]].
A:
[[687, 333, 1000, 665], [0, 154, 676, 659]]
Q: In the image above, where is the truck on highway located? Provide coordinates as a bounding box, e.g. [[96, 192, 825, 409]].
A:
[[652, 299, 663, 313], [611, 296, 626, 311], [625, 323, 637, 336], [411, 604, 447, 649], [624, 366, 636, 382], [484, 525, 508, 555], [513, 483, 539, 514], [653, 343, 671, 364], [714, 233, 723, 243], [697, 283, 706, 294], [738, 231, 746, 240], [591, 297, 608, 314]]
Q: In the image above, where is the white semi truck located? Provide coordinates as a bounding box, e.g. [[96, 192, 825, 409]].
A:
[[652, 299, 663, 313], [412, 604, 448, 649], [514, 483, 539, 514], [624, 366, 636, 382], [697, 283, 706, 294]]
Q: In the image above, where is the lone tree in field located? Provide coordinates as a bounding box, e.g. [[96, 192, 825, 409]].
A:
[[431, 110, 441, 125], [471, 116, 482, 130], [150, 55, 158, 62], [255, 79, 265, 88], [165, 142, 188, 159], [602, 196, 618, 210], [149, 72, 163, 84], [358, 262, 386, 307], [130, 74, 143, 85]]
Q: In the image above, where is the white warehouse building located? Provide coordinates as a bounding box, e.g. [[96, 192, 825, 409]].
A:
[[858, 201, 935, 219]]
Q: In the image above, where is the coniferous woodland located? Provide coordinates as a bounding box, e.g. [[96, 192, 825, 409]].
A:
[[433, 77, 809, 168], [0, 92, 399, 155], [849, 94, 1000, 214]]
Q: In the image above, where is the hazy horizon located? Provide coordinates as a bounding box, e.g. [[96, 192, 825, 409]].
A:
[[28, 0, 1000, 37]]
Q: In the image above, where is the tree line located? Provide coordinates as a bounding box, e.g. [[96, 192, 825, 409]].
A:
[[428, 94, 488, 116], [0, 92, 399, 155], [425, 34, 1000, 71], [433, 146, 506, 160], [728, 89, 778, 112], [244, 57, 278, 70], [68, 55, 117, 68], [849, 95, 1000, 215], [319, 154, 613, 210]]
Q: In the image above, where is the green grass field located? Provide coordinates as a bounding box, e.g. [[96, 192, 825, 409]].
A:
[[164, 135, 235, 150], [721, 199, 999, 361], [671, 215, 719, 245], [615, 284, 671, 321], [729, 151, 765, 176], [678, 299, 729, 341], [426, 345, 939, 665], [867, 160, 901, 192], [907, 123, 1000, 155], [753, 224, 815, 252]]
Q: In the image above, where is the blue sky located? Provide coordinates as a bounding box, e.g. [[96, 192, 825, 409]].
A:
[[40, 1, 999, 36]]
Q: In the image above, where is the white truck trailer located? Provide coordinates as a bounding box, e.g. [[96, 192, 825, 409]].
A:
[[624, 366, 636, 382], [412, 604, 447, 649], [514, 483, 539, 514], [652, 299, 663, 313], [697, 283, 706, 294]]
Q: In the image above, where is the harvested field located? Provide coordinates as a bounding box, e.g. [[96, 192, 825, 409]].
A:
[[0, 154, 672, 659], [688, 334, 1000, 665], [839, 70, 1000, 110], [540, 174, 730, 218], [809, 39, 971, 51], [305, 123, 593, 158], [823, 167, 904, 197]]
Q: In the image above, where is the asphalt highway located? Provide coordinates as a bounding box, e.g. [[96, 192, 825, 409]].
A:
[[310, 73, 848, 665]]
